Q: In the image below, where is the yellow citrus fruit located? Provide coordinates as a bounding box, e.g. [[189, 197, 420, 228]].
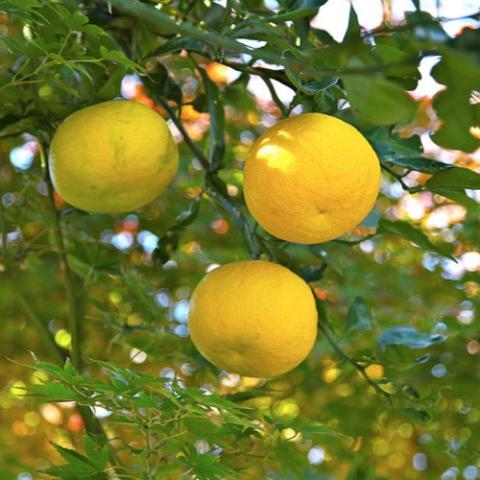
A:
[[244, 113, 380, 244], [188, 260, 317, 378], [49, 100, 178, 213]]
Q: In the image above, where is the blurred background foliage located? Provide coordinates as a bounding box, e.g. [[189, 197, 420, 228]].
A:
[[0, 0, 480, 479]]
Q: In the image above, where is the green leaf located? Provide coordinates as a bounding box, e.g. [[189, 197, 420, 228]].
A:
[[152, 197, 202, 265], [296, 76, 339, 96], [145, 37, 213, 59], [198, 67, 226, 172], [346, 297, 374, 332], [96, 66, 128, 101], [425, 167, 480, 190], [383, 156, 451, 174], [172, 196, 202, 230], [29, 382, 79, 402], [343, 75, 417, 126], [431, 51, 480, 152], [83, 437, 109, 471], [397, 407, 432, 424], [429, 188, 479, 210], [143, 63, 183, 106], [99, 46, 143, 71], [50, 443, 101, 476], [368, 126, 422, 160], [152, 231, 178, 265], [184, 417, 220, 435], [378, 219, 454, 259], [378, 326, 446, 349], [66, 254, 97, 282], [0, 114, 23, 133]]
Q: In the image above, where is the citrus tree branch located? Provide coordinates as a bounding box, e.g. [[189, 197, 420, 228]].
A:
[[101, 0, 298, 68], [153, 96, 261, 258], [381, 163, 423, 194], [317, 317, 393, 406]]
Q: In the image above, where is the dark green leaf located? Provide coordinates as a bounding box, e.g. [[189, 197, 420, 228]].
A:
[[346, 297, 374, 332], [198, 67, 225, 172], [143, 63, 183, 106], [383, 156, 451, 174], [51, 443, 100, 476], [426, 167, 480, 190], [378, 219, 454, 259], [172, 195, 202, 231], [343, 75, 417, 126], [368, 126, 422, 160], [83, 437, 109, 471], [431, 51, 480, 152], [96, 66, 128, 100], [397, 407, 432, 424], [145, 37, 213, 59]]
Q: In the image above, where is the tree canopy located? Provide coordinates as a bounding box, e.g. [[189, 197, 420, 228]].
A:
[[0, 1, 479, 479]]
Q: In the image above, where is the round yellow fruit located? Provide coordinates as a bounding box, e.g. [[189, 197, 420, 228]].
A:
[[49, 100, 178, 213], [244, 113, 380, 244], [188, 260, 317, 378]]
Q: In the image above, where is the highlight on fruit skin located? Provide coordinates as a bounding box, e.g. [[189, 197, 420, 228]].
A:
[[48, 100, 178, 214], [243, 112, 381, 244], [188, 260, 318, 378]]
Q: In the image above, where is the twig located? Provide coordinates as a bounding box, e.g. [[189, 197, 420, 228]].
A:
[[156, 97, 209, 169], [262, 76, 288, 117], [317, 319, 393, 406], [381, 163, 423, 194], [101, 0, 302, 70], [154, 97, 261, 258]]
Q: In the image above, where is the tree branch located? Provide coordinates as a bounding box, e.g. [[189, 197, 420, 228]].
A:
[[101, 0, 300, 70], [317, 319, 393, 406], [381, 163, 423, 194], [153, 96, 261, 258]]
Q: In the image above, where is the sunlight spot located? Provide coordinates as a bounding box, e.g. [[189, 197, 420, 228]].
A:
[[463, 465, 478, 480], [40, 403, 63, 425], [413, 452, 428, 471], [257, 145, 294, 171], [206, 263, 220, 272], [93, 405, 112, 419], [307, 446, 325, 465], [54, 329, 71, 349], [431, 364, 447, 378], [121, 73, 142, 99], [129, 348, 147, 364], [10, 145, 34, 170], [195, 439, 210, 454]]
